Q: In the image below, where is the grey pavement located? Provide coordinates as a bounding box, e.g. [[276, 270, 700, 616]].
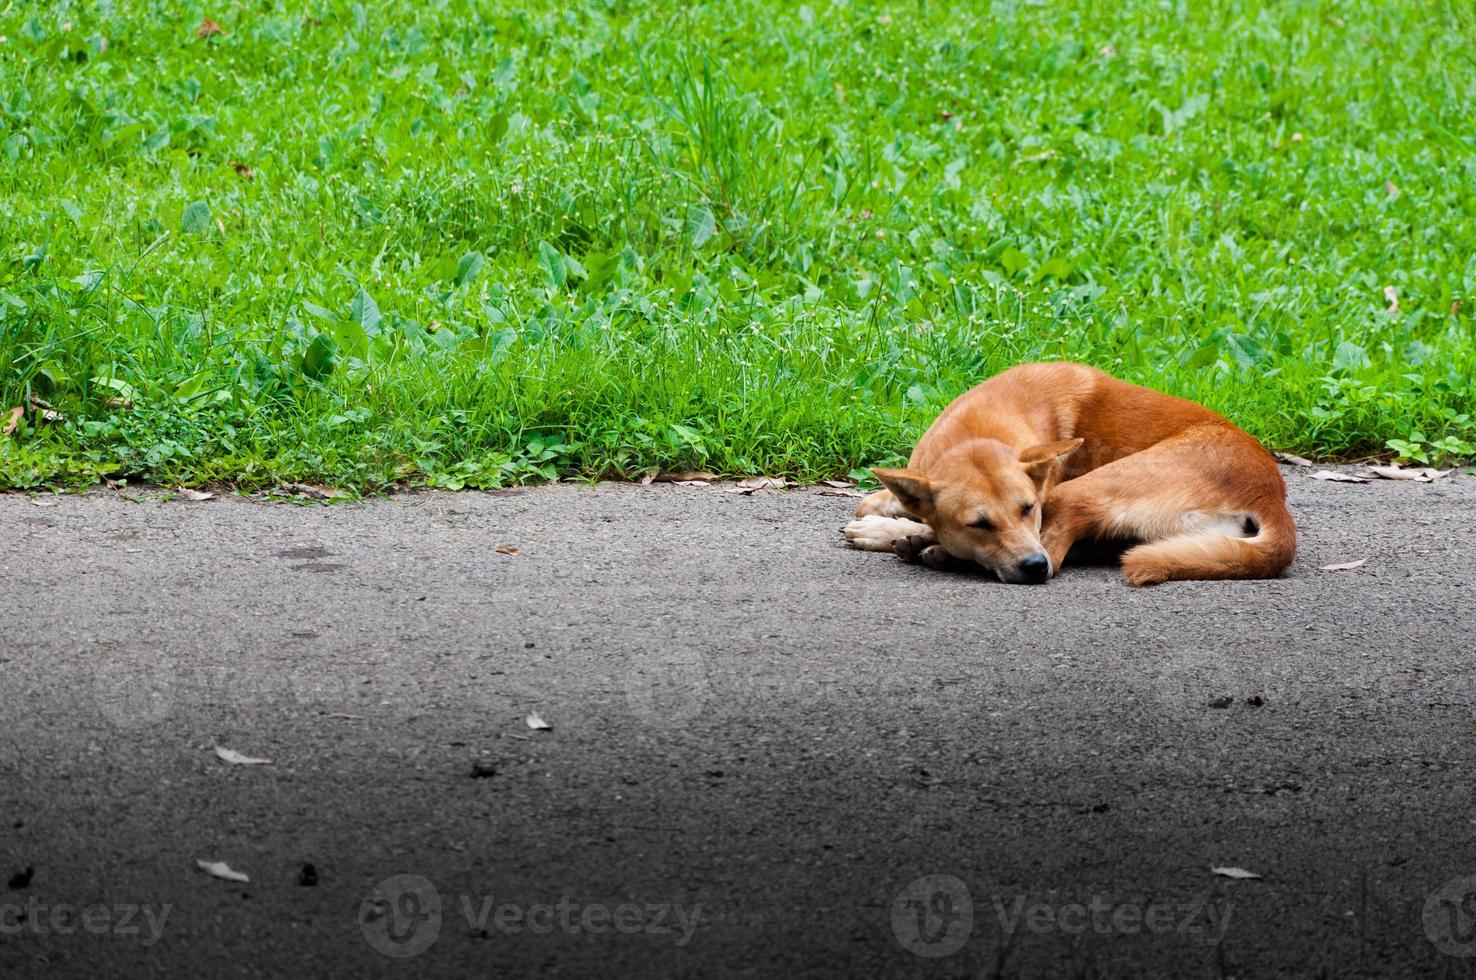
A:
[[1, 470, 1474, 978]]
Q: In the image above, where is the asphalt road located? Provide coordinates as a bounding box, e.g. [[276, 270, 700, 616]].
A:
[[2, 469, 1474, 979]]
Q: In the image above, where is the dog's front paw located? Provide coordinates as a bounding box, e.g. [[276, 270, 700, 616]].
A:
[[917, 544, 956, 570], [844, 515, 931, 553], [892, 533, 929, 563], [897, 537, 955, 570]]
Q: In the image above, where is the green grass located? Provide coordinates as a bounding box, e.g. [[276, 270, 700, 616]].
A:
[[2, 0, 1475, 491]]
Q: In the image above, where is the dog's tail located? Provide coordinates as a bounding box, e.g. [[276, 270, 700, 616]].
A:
[[1119, 501, 1296, 586]]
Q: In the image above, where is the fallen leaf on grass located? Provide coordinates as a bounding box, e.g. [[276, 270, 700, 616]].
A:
[[1309, 470, 1370, 483], [1274, 452, 1313, 467], [1, 407, 20, 436], [176, 487, 215, 502], [214, 745, 272, 766], [1320, 559, 1367, 572], [525, 710, 552, 730], [195, 18, 226, 37], [1383, 285, 1399, 314], [196, 859, 249, 883], [280, 483, 344, 500], [230, 161, 254, 180], [495, 544, 520, 556], [1365, 464, 1450, 482], [652, 471, 719, 483], [1210, 866, 1262, 880], [724, 476, 792, 494], [28, 395, 61, 423]]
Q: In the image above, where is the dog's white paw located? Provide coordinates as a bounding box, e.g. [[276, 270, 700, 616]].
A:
[[843, 515, 928, 552]]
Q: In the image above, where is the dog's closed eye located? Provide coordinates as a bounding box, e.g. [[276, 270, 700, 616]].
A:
[[971, 516, 995, 532], [1020, 502, 1034, 517]]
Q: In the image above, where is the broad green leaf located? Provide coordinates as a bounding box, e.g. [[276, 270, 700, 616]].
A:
[[537, 241, 567, 289], [686, 206, 716, 249], [1184, 345, 1219, 370], [350, 288, 381, 334], [301, 333, 337, 380], [998, 247, 1031, 277], [1333, 341, 1369, 372], [181, 200, 212, 234], [455, 251, 485, 286]]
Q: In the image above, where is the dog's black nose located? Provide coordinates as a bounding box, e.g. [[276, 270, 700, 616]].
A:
[[1018, 553, 1051, 583]]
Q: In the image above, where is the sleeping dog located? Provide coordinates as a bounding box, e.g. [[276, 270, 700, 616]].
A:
[[843, 362, 1295, 585]]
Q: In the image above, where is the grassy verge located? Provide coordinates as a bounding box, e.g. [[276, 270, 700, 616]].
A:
[[2, 0, 1474, 491]]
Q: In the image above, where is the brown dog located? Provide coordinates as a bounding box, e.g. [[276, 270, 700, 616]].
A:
[[843, 362, 1295, 585]]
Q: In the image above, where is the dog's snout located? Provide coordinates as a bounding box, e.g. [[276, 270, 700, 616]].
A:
[[1017, 553, 1051, 584]]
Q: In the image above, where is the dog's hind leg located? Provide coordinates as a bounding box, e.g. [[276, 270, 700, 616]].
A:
[[1040, 426, 1295, 584], [853, 489, 914, 519]]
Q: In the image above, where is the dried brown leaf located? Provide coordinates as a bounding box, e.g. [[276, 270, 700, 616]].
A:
[[195, 18, 226, 37], [176, 487, 215, 502], [214, 745, 271, 765], [495, 544, 520, 556], [196, 859, 248, 883], [652, 471, 719, 483], [1365, 464, 1449, 483], [1309, 470, 1370, 484], [28, 394, 61, 423], [281, 483, 344, 500], [1320, 559, 1367, 572], [1, 406, 21, 436], [736, 476, 790, 491], [1274, 452, 1313, 467], [1383, 285, 1399, 314]]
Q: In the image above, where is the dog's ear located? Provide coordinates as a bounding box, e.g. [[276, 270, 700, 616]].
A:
[[1019, 438, 1084, 486], [870, 467, 935, 518]]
